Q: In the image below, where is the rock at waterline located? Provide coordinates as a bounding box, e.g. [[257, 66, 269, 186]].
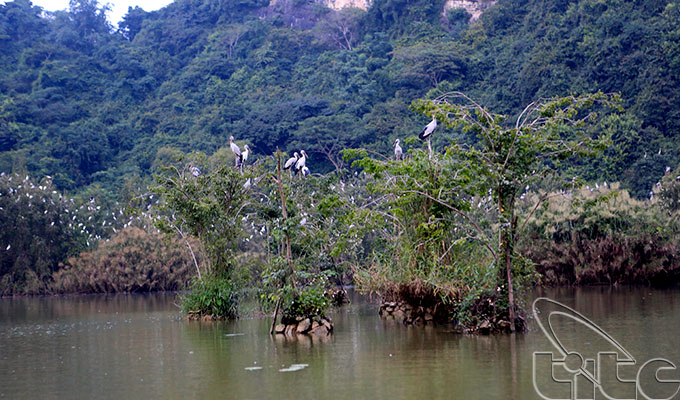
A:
[[296, 318, 311, 333], [274, 316, 333, 336]]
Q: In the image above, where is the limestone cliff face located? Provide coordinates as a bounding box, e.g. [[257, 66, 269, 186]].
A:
[[321, 0, 370, 10], [443, 0, 496, 21], [312, 0, 495, 21]]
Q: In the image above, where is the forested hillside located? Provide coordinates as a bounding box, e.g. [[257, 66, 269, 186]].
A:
[[1, 0, 679, 199]]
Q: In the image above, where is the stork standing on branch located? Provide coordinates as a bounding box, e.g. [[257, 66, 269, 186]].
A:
[[394, 139, 403, 160], [241, 145, 250, 173], [229, 136, 241, 168], [295, 150, 307, 177], [283, 152, 299, 178], [419, 116, 437, 159]]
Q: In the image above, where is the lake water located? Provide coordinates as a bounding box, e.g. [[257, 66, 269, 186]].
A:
[[1, 287, 679, 399]]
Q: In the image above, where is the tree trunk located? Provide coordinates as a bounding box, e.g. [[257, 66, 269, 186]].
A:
[[498, 187, 517, 332]]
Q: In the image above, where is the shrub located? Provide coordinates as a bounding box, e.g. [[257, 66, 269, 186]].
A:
[[180, 276, 239, 319], [53, 227, 197, 293], [281, 283, 332, 322], [520, 183, 680, 286]]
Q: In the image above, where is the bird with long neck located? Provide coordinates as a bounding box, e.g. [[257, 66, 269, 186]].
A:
[[242, 145, 250, 164], [229, 136, 242, 168], [419, 116, 437, 159], [394, 139, 403, 161], [240, 144, 250, 173], [284, 152, 299, 178], [295, 150, 307, 178], [284, 152, 299, 169]]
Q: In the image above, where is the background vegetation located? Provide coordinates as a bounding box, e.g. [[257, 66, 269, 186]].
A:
[[1, 0, 678, 199], [1, 0, 680, 329]]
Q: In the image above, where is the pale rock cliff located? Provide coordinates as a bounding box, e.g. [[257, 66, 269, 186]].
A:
[[322, 0, 370, 10], [301, 0, 496, 21], [443, 0, 496, 22]]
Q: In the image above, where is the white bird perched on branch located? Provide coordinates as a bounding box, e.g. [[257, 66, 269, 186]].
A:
[[284, 152, 299, 170], [419, 116, 437, 140], [295, 150, 307, 175], [394, 139, 402, 160], [188, 163, 201, 177], [229, 136, 241, 167], [242, 145, 250, 165], [301, 166, 310, 177], [419, 116, 437, 159]]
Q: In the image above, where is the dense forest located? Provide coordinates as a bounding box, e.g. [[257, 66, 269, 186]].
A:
[[2, 0, 680, 330], [1, 0, 679, 200]]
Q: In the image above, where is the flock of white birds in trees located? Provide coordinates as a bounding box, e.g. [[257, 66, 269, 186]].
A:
[[204, 136, 312, 179], [192, 117, 438, 185]]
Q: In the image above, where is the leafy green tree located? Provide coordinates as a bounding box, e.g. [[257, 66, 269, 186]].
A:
[[348, 92, 620, 331], [0, 174, 118, 294], [151, 153, 252, 281], [392, 41, 467, 88], [316, 7, 365, 50], [412, 91, 620, 331], [253, 152, 358, 328]]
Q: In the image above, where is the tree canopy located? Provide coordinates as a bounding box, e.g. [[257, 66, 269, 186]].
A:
[[0, 0, 678, 202]]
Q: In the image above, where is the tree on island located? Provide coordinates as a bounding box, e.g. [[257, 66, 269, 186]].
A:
[[348, 92, 620, 332]]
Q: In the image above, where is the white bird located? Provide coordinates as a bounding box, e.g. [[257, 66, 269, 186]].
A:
[[284, 152, 299, 170], [189, 164, 201, 177], [419, 116, 437, 140], [229, 136, 241, 167], [666, 166, 671, 174], [295, 150, 307, 174], [394, 139, 403, 160], [301, 166, 310, 177], [242, 145, 250, 165]]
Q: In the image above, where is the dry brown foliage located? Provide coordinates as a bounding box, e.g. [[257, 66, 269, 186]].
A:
[[52, 227, 199, 293]]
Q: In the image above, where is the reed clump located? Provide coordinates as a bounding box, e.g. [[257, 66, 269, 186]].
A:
[[521, 182, 680, 286], [52, 227, 197, 293]]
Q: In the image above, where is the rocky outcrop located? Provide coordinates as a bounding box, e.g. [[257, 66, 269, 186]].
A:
[[274, 315, 334, 336], [321, 0, 370, 10], [270, 0, 495, 21], [444, 0, 496, 22], [379, 301, 446, 325], [186, 313, 227, 321], [379, 301, 517, 333], [468, 317, 516, 334]]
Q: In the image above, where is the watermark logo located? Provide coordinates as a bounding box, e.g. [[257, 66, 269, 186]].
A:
[[532, 297, 680, 400]]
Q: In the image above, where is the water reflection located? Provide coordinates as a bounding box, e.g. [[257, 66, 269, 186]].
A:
[[0, 288, 678, 399]]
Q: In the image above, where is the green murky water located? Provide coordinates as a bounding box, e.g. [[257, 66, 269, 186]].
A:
[[1, 287, 679, 399]]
